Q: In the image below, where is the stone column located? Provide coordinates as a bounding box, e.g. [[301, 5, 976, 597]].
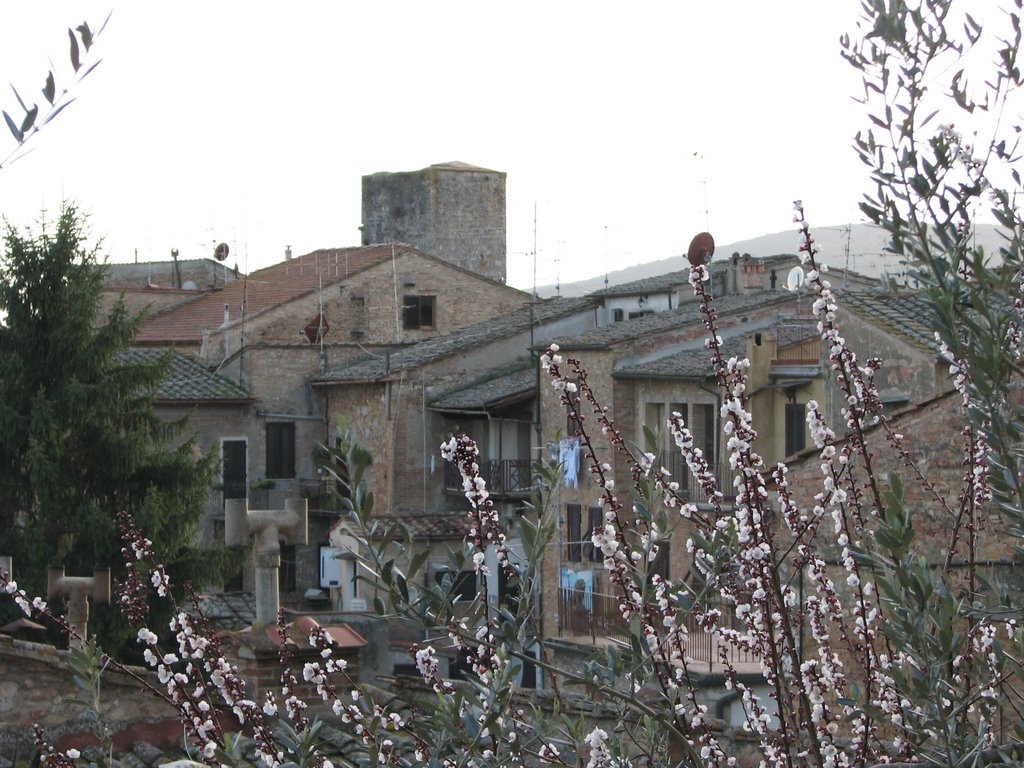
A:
[[225, 498, 308, 626], [47, 566, 111, 649]]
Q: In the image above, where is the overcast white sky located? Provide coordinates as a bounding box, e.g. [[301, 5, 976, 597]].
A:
[[0, 3, 929, 291]]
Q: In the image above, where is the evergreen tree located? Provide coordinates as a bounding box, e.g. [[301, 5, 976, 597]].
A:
[[0, 205, 226, 658]]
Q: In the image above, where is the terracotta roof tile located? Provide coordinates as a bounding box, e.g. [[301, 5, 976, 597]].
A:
[[371, 513, 469, 540], [134, 246, 402, 344]]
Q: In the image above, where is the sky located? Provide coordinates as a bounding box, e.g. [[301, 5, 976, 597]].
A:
[[0, 3, 925, 291]]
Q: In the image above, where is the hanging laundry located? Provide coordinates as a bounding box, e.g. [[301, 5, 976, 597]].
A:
[[558, 437, 580, 488]]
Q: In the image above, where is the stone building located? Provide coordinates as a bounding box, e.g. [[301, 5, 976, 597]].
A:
[[534, 291, 799, 654], [361, 162, 507, 283], [129, 243, 531, 611]]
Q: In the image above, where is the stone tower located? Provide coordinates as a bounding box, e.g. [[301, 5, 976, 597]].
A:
[[361, 161, 507, 283]]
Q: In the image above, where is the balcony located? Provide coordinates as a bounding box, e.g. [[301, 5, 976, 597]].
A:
[[444, 458, 532, 498], [558, 590, 758, 672], [663, 453, 733, 505]]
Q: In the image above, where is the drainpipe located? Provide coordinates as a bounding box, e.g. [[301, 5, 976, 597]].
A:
[[384, 351, 392, 420], [699, 380, 724, 490], [221, 304, 230, 360]]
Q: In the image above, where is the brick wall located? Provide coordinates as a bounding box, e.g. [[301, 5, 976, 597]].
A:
[[783, 391, 1015, 564], [214, 251, 528, 350]]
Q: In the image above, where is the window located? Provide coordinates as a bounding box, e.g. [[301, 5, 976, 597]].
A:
[[628, 309, 654, 320], [566, 503, 583, 562], [222, 440, 247, 500], [645, 401, 719, 499], [435, 569, 478, 603], [403, 295, 435, 329], [648, 540, 670, 584], [612, 308, 624, 322], [785, 402, 807, 456], [586, 506, 603, 562], [266, 423, 296, 478]]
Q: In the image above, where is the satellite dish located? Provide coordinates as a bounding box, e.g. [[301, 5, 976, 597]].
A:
[[686, 232, 715, 267], [785, 266, 805, 291], [214, 242, 230, 262]]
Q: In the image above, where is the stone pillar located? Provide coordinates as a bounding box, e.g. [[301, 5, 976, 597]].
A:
[[47, 566, 111, 649], [225, 498, 308, 626]]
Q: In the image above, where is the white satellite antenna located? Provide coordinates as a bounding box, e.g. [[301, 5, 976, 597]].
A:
[[785, 266, 805, 291]]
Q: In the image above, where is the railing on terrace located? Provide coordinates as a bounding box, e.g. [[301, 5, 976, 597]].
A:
[[663, 454, 733, 505], [558, 589, 758, 672], [444, 459, 532, 496]]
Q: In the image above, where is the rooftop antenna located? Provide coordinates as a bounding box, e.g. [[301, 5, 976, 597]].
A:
[[214, 241, 230, 291], [842, 224, 851, 286], [170, 248, 182, 289], [822, 225, 852, 287], [532, 201, 539, 299], [693, 152, 710, 231], [239, 240, 249, 386], [555, 240, 565, 297], [604, 225, 609, 289]]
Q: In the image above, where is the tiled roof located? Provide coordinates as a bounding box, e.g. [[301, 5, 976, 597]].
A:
[[558, 292, 793, 349], [119, 348, 251, 401], [315, 297, 596, 383], [842, 291, 938, 351], [134, 245, 403, 344], [614, 334, 748, 379], [428, 160, 501, 173], [431, 367, 535, 411], [776, 321, 821, 349], [370, 512, 470, 540], [587, 270, 691, 298], [196, 591, 257, 631]]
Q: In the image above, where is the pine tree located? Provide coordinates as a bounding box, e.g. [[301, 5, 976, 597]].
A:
[[0, 205, 227, 657]]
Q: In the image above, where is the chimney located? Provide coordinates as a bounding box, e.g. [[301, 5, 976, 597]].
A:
[[741, 254, 764, 293]]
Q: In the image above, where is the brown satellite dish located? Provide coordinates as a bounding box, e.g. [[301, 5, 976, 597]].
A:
[[687, 232, 715, 267], [214, 242, 230, 262]]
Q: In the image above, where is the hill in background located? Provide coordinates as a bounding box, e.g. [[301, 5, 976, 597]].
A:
[[539, 223, 1011, 297]]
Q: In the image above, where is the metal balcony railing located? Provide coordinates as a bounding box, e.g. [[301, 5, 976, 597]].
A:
[[558, 590, 758, 671], [663, 454, 733, 504], [444, 459, 532, 496]]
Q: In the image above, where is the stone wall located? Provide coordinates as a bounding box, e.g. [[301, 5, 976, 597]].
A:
[[100, 287, 204, 322], [361, 164, 507, 284], [0, 636, 169, 754], [103, 258, 239, 290]]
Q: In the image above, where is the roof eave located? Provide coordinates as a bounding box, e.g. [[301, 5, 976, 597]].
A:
[[155, 397, 255, 406], [612, 371, 713, 382]]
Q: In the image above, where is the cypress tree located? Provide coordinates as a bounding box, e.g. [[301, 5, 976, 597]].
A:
[[0, 205, 229, 658]]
